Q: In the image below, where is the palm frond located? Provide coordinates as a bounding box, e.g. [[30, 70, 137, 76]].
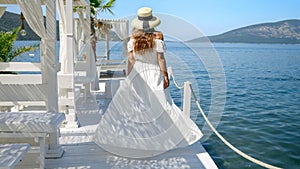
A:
[[99, 0, 115, 14], [0, 27, 38, 62], [8, 44, 39, 62]]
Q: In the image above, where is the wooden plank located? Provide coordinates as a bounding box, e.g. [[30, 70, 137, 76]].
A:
[[98, 59, 125, 63], [74, 62, 89, 71], [0, 62, 41, 72], [58, 73, 74, 88], [0, 84, 47, 101], [0, 0, 86, 5], [44, 141, 215, 169], [0, 112, 66, 133], [0, 101, 45, 106], [0, 143, 30, 169], [98, 64, 126, 72], [0, 74, 42, 84]]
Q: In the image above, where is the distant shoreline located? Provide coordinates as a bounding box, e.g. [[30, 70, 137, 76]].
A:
[[2, 11, 298, 44]]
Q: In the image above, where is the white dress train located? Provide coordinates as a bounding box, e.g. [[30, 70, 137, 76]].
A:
[[93, 39, 203, 158]]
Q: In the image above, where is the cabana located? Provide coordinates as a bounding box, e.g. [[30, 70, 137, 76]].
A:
[[0, 0, 66, 160], [95, 18, 129, 73]]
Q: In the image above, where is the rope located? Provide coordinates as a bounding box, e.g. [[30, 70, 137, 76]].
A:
[[168, 67, 184, 89], [167, 67, 281, 168], [187, 83, 282, 169]]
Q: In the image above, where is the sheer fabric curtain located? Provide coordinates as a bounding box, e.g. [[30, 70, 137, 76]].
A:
[[111, 21, 129, 57], [16, 0, 46, 38], [56, 0, 68, 73], [16, 0, 47, 74], [0, 7, 6, 18], [77, 10, 97, 82]]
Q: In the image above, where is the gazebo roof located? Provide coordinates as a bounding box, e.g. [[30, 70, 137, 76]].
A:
[[0, 0, 88, 6]]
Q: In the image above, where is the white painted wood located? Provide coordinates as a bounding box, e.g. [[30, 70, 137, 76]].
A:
[[98, 64, 126, 72], [0, 84, 47, 101], [44, 132, 217, 169], [183, 81, 192, 117], [59, 0, 78, 129], [197, 152, 219, 169], [0, 101, 45, 106], [0, 112, 65, 161], [38, 137, 45, 169], [0, 75, 42, 84], [0, 143, 30, 169], [57, 73, 74, 88], [0, 0, 87, 5], [99, 59, 125, 63], [0, 112, 65, 134], [45, 0, 58, 113], [65, 0, 74, 75], [0, 62, 41, 72], [11, 93, 217, 169]]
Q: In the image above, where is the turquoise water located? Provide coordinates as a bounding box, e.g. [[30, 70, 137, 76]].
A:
[[14, 41, 300, 169], [208, 43, 300, 169]]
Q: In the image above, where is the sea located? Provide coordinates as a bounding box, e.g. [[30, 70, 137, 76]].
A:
[[14, 41, 300, 169]]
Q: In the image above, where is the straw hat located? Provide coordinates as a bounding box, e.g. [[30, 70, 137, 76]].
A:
[[131, 7, 161, 32]]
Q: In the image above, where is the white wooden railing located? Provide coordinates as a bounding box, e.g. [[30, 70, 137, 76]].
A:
[[0, 62, 46, 110]]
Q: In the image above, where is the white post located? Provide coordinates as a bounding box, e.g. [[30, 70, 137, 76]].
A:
[[64, 0, 79, 128], [106, 29, 110, 60], [84, 4, 94, 97], [45, 0, 64, 158], [183, 81, 192, 117]]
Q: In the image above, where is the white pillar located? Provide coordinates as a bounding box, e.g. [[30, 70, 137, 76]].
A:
[[183, 81, 192, 117], [64, 0, 79, 128], [45, 0, 64, 158]]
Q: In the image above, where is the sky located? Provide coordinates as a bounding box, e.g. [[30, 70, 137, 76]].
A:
[[98, 0, 300, 36], [3, 0, 300, 38]]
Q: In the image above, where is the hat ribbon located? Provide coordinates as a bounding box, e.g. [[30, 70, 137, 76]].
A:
[[138, 15, 154, 30]]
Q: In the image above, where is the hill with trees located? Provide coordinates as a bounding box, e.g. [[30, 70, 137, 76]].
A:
[[189, 19, 300, 44]]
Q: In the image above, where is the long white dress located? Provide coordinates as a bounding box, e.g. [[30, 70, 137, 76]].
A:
[[94, 39, 203, 158]]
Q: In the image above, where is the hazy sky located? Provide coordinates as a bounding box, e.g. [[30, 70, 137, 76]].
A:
[[3, 0, 300, 38]]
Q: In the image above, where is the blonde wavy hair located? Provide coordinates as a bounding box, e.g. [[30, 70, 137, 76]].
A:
[[132, 30, 155, 55]]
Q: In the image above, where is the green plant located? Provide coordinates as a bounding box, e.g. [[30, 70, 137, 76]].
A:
[[90, 0, 115, 16], [0, 26, 38, 62], [89, 0, 115, 59]]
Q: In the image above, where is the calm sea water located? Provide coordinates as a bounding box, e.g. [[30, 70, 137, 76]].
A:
[[14, 41, 300, 169]]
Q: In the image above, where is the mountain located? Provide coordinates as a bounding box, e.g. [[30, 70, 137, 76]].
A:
[[2, 11, 300, 44], [0, 11, 53, 40], [190, 19, 300, 44]]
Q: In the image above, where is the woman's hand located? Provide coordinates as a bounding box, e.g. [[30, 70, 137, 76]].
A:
[[164, 75, 169, 89]]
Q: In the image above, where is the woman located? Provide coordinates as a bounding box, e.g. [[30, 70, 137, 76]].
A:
[[94, 7, 202, 158]]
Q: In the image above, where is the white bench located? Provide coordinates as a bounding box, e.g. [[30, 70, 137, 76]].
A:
[[0, 112, 65, 169], [96, 59, 126, 72], [0, 62, 46, 112], [0, 143, 30, 169]]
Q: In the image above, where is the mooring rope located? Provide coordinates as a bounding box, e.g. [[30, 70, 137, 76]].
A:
[[167, 67, 184, 89], [168, 69, 282, 169]]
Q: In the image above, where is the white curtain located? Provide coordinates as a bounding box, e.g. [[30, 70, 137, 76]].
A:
[[16, 0, 47, 72], [16, 0, 46, 38], [0, 7, 6, 18], [77, 9, 89, 44], [77, 9, 97, 83], [74, 18, 82, 60], [111, 21, 129, 57], [56, 0, 68, 73]]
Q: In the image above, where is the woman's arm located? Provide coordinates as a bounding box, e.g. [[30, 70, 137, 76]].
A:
[[157, 52, 169, 89], [127, 51, 135, 76]]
